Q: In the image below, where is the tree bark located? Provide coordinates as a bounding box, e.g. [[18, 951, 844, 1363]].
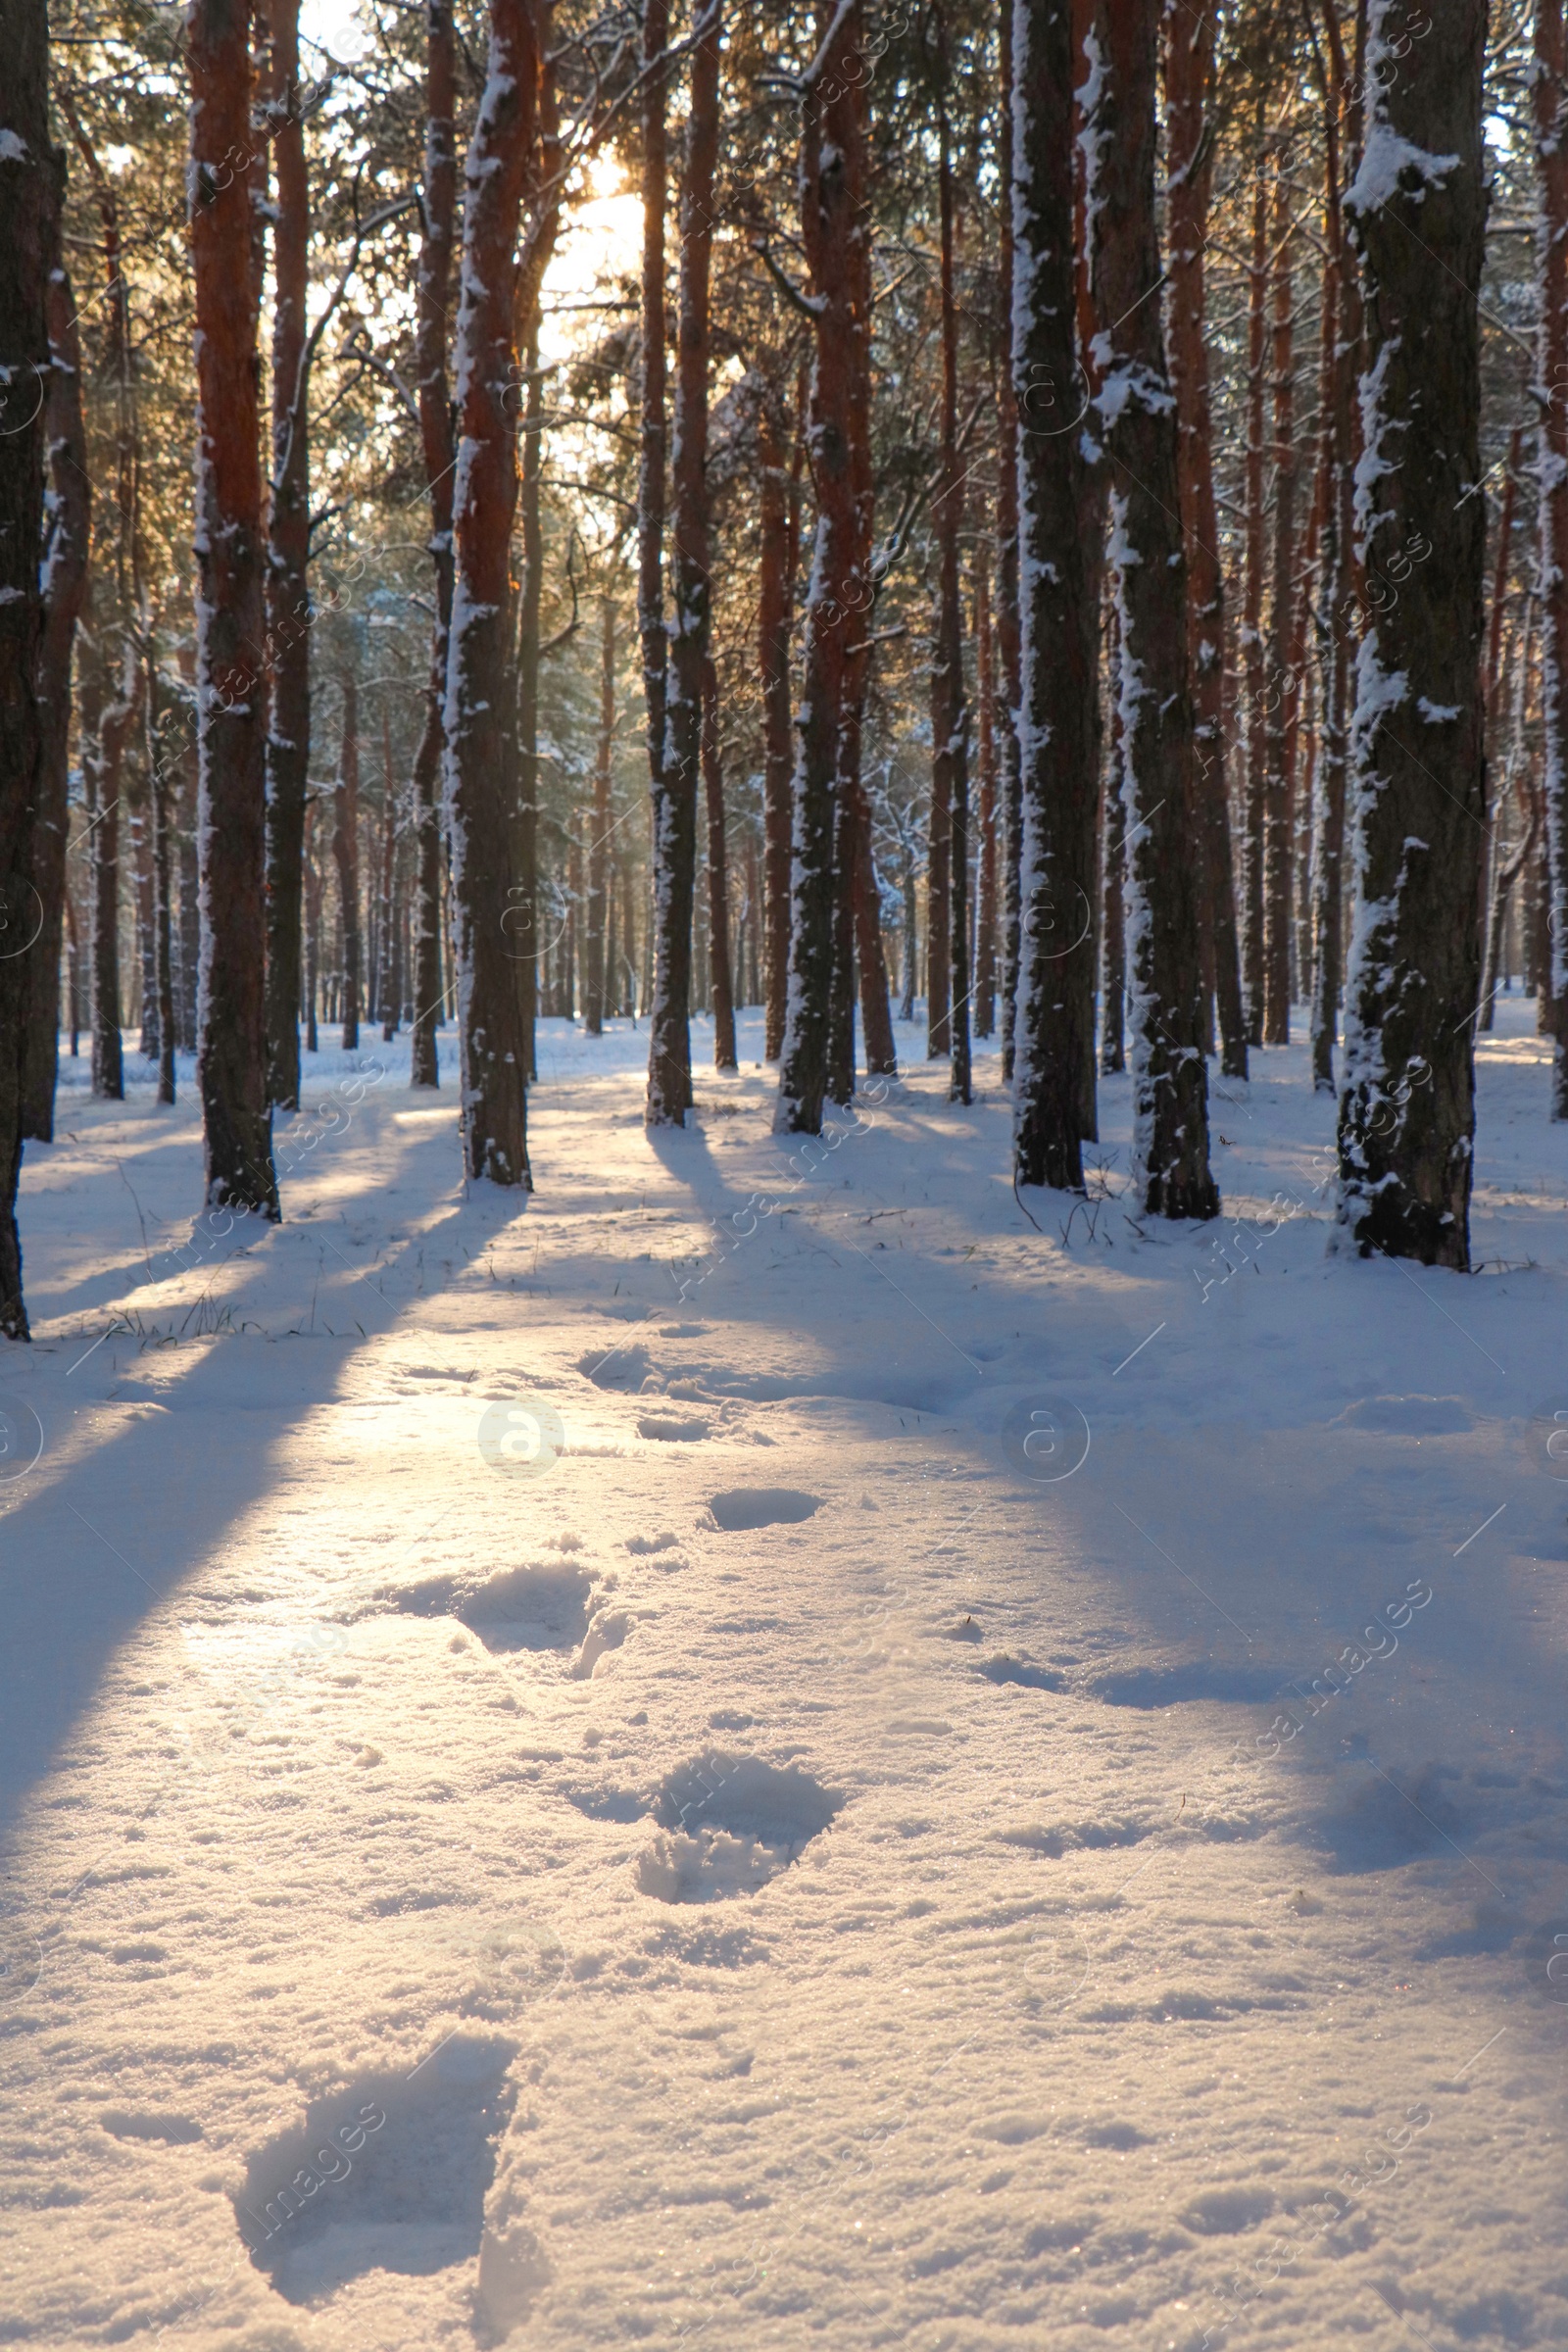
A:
[[0, 0, 51, 1337], [332, 667, 362, 1051], [774, 0, 871, 1136], [585, 593, 613, 1036], [1337, 0, 1486, 1262], [443, 0, 537, 1186], [974, 562, 997, 1040], [1539, 0, 1568, 1113], [662, 0, 722, 1098], [1100, 605, 1126, 1073], [1308, 0, 1357, 1093], [24, 239, 90, 1141], [147, 663, 175, 1102], [377, 705, 398, 1040], [1262, 158, 1297, 1045], [997, 0, 1023, 1084], [640, 0, 688, 1123], [1084, 0, 1217, 1219], [1241, 134, 1269, 1045], [409, 0, 458, 1092], [1011, 0, 1101, 1194], [1162, 0, 1247, 1082], [932, 74, 971, 1105], [758, 384, 794, 1059], [263, 0, 312, 1110], [702, 654, 737, 1069], [188, 0, 277, 1214]]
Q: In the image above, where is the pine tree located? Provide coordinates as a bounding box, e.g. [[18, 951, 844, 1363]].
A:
[[1337, 0, 1486, 1263]]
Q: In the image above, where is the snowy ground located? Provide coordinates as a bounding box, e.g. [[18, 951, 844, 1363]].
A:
[[2, 997, 1567, 2352]]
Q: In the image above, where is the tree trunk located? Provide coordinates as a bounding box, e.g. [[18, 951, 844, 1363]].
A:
[[1084, 0, 1217, 1219], [24, 241, 90, 1142], [1162, 0, 1246, 1082], [1241, 134, 1269, 1045], [332, 667, 362, 1051], [409, 0, 458, 1092], [0, 0, 51, 1338], [660, 0, 722, 1102], [188, 0, 276, 1214], [1011, 0, 1101, 1193], [1262, 159, 1297, 1046], [1337, 0, 1485, 1262], [377, 706, 398, 1040], [443, 0, 537, 1186], [89, 621, 135, 1101], [585, 594, 613, 1036], [263, 0, 312, 1110], [932, 76, 971, 1105], [640, 0, 688, 1124], [702, 655, 737, 1069], [997, 0, 1023, 1085], [774, 0, 871, 1136], [1309, 1, 1357, 1094], [974, 563, 997, 1040], [147, 663, 175, 1102], [304, 800, 320, 1055], [1100, 607, 1127, 1074], [1539, 0, 1568, 1114], [758, 387, 794, 1060]]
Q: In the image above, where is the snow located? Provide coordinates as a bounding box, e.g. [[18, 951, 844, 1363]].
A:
[[5, 1005, 1568, 2350], [1346, 126, 1460, 216]]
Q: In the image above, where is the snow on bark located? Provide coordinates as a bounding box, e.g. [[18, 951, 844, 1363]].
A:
[[1009, 0, 1099, 1192], [1537, 0, 1568, 1116], [187, 0, 278, 1218], [442, 0, 537, 1186], [773, 0, 873, 1138], [0, 0, 50, 1335], [1079, 0, 1217, 1221], [1336, 0, 1486, 1264]]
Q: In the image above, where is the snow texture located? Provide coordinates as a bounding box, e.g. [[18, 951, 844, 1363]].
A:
[[4, 1008, 1568, 2349]]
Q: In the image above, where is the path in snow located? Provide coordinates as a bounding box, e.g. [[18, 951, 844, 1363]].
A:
[[1, 1003, 1566, 2351]]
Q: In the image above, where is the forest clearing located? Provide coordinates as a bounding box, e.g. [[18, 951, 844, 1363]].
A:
[[3, 0, 1568, 2343]]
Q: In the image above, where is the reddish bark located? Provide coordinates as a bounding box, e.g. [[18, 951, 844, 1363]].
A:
[[1241, 137, 1269, 1044], [263, 0, 313, 1108], [640, 0, 683, 1121], [1162, 0, 1247, 1081], [974, 564, 997, 1040], [702, 654, 737, 1068], [410, 0, 458, 1091], [1540, 0, 1568, 1109], [933, 73, 971, 1104], [1262, 161, 1298, 1045], [24, 246, 90, 1141], [996, 0, 1023, 1082], [188, 0, 276, 1213], [332, 668, 362, 1052], [585, 595, 613, 1036], [662, 0, 724, 1091], [758, 386, 794, 1059]]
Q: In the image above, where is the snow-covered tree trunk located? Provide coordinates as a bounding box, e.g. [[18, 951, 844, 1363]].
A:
[[663, 0, 721, 1089], [24, 237, 90, 1143], [1337, 0, 1486, 1263], [1262, 163, 1298, 1046], [933, 81, 971, 1107], [262, 0, 311, 1110], [514, 42, 562, 1090], [1308, 6, 1357, 1096], [188, 0, 277, 1215], [1084, 0, 1218, 1220], [0, 0, 51, 1337], [996, 0, 1023, 1085], [702, 656, 738, 1069], [1538, 0, 1568, 1114], [585, 595, 613, 1037], [443, 0, 536, 1187], [1241, 144, 1268, 1046], [774, 0, 870, 1137], [331, 667, 362, 1053], [409, 0, 457, 1093], [1162, 0, 1247, 1083], [1009, 0, 1099, 1193], [974, 563, 998, 1039], [757, 385, 794, 1060]]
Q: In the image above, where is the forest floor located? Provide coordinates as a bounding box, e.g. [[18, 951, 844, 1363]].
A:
[[2, 1001, 1567, 2352]]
